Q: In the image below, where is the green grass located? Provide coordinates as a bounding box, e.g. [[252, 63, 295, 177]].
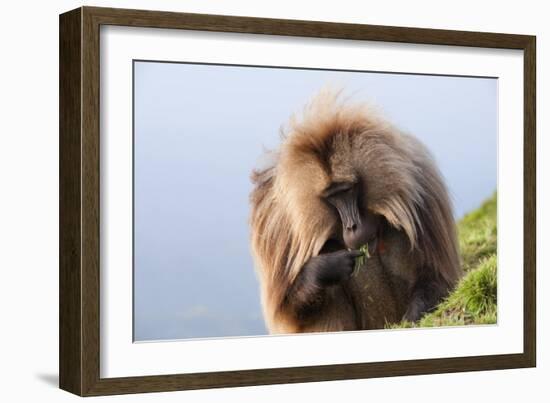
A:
[[389, 192, 497, 328]]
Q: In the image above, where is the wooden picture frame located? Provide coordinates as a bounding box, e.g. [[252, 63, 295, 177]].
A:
[[59, 6, 536, 396]]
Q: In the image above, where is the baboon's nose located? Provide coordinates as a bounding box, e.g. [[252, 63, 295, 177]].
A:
[[344, 223, 368, 249]]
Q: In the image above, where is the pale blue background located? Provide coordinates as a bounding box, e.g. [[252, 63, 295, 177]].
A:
[[133, 61, 497, 341]]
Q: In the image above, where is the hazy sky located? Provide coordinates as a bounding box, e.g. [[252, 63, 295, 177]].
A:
[[133, 61, 497, 341]]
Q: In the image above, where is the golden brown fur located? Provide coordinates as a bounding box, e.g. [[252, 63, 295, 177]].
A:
[[250, 90, 462, 334]]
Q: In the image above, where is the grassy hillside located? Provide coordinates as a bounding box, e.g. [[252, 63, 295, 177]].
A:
[[390, 192, 497, 328]]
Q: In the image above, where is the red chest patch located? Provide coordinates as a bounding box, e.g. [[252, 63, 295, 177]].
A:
[[377, 239, 386, 254]]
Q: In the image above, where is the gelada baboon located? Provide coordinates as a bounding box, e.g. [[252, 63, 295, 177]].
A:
[[249, 90, 461, 334]]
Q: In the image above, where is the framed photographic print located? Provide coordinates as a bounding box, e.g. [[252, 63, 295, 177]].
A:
[[59, 6, 536, 396]]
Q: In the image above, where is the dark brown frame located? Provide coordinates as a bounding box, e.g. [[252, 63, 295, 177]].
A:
[[59, 6, 536, 396]]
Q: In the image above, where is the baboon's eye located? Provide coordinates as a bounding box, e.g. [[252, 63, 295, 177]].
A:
[[322, 182, 355, 200]]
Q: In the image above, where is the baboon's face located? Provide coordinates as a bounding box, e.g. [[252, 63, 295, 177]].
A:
[[310, 133, 382, 253], [321, 178, 381, 253]]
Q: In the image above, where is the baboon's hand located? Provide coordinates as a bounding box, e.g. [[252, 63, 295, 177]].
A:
[[306, 250, 363, 286]]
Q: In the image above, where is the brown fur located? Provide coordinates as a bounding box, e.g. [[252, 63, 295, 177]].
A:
[[250, 90, 462, 334]]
